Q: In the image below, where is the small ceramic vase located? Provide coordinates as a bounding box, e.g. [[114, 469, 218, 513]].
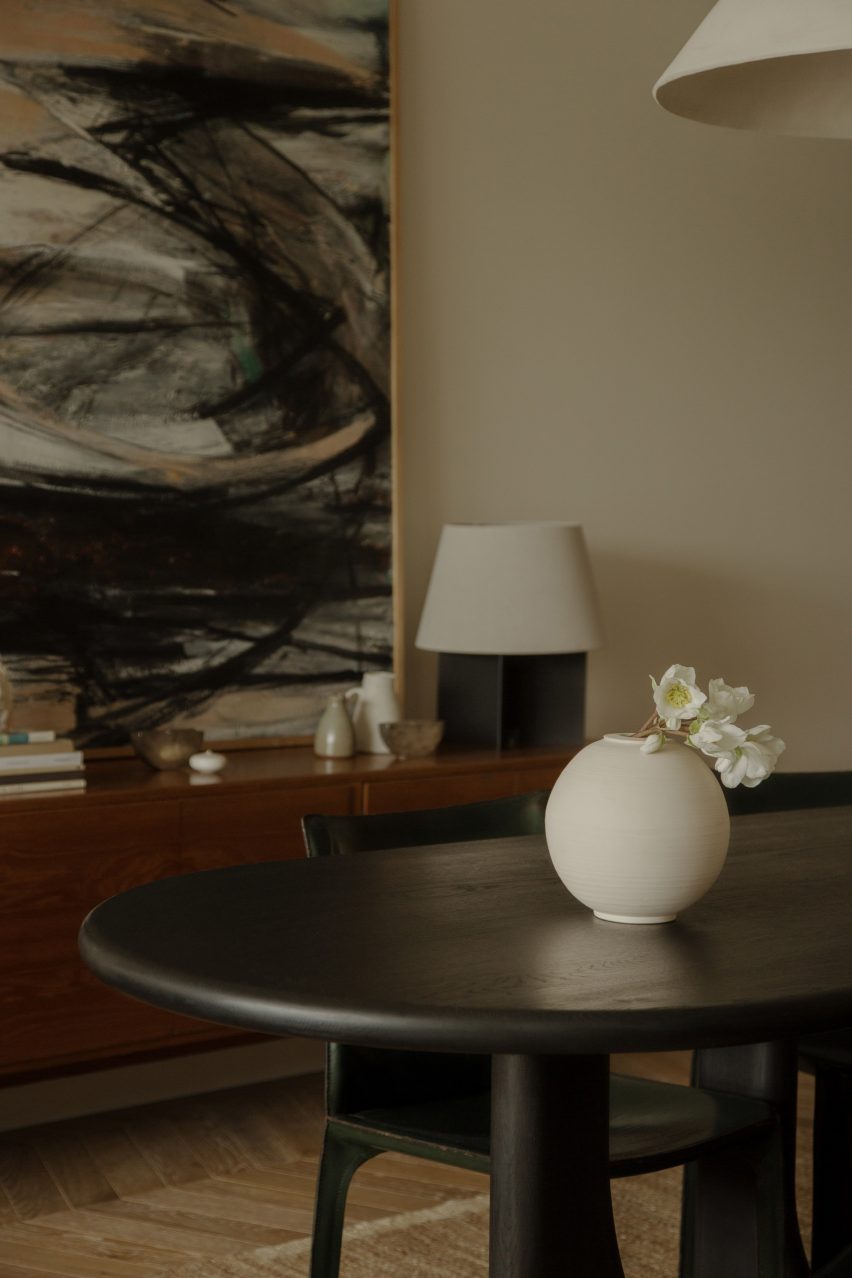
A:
[[344, 671, 401, 754], [545, 733, 730, 924], [314, 693, 355, 759]]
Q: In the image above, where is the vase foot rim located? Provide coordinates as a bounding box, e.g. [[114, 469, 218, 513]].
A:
[[593, 910, 676, 925]]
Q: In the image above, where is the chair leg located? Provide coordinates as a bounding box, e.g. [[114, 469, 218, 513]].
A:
[[680, 1042, 808, 1278], [310, 1126, 377, 1278], [679, 1125, 789, 1278], [812, 1065, 852, 1272]]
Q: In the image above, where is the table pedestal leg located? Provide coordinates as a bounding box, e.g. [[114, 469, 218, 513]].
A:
[[682, 1040, 809, 1278], [490, 1053, 624, 1278]]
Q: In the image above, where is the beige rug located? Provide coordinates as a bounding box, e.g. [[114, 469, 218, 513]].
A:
[[173, 1144, 814, 1278], [172, 1166, 692, 1278]]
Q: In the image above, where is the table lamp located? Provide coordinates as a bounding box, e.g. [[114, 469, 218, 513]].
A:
[[415, 522, 603, 749], [653, 0, 852, 138]]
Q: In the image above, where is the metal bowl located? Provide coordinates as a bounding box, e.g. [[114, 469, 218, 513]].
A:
[[131, 728, 204, 770], [379, 719, 444, 759]]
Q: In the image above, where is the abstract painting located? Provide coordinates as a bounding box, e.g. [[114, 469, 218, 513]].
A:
[[0, 0, 392, 746]]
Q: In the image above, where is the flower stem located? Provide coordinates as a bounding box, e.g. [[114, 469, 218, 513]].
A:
[[632, 715, 692, 742], [632, 712, 659, 738]]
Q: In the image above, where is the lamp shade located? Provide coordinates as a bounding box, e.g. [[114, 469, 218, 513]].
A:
[[415, 522, 603, 656], [653, 0, 852, 138]]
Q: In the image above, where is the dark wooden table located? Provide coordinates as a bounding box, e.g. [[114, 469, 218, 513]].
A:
[[79, 806, 852, 1278]]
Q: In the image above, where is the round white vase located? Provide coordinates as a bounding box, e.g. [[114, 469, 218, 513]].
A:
[[545, 733, 730, 924]]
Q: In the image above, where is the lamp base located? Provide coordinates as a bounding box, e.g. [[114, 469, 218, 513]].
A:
[[437, 653, 587, 750]]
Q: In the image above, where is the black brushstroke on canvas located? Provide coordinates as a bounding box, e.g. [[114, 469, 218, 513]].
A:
[[0, 18, 391, 744]]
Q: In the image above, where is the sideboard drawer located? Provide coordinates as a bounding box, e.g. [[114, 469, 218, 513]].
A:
[[513, 763, 563, 793], [0, 802, 183, 1072], [180, 783, 358, 869], [363, 770, 515, 814], [0, 961, 182, 1073], [0, 803, 182, 963]]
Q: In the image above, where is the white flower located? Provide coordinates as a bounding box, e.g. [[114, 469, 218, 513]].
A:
[[636, 663, 783, 790], [704, 677, 755, 723], [716, 725, 786, 789], [650, 664, 707, 729], [689, 718, 747, 757]]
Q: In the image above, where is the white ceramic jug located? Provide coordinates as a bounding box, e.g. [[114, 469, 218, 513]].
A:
[[345, 672, 401, 754]]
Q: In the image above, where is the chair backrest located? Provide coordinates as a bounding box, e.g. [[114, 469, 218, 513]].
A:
[[724, 771, 851, 816], [301, 790, 549, 1115], [302, 788, 549, 858]]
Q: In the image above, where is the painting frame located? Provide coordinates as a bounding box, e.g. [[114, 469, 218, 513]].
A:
[[0, 0, 400, 751]]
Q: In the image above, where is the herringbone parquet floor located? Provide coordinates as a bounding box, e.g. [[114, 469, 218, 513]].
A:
[[0, 1053, 814, 1277], [0, 1069, 486, 1277]]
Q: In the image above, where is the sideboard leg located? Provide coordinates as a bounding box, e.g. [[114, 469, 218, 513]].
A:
[[490, 1053, 624, 1278], [681, 1040, 809, 1278]]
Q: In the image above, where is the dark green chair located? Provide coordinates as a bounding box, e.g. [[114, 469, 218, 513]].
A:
[[723, 770, 852, 1271], [722, 771, 850, 817], [302, 791, 784, 1278]]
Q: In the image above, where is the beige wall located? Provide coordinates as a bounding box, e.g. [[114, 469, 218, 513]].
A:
[[395, 0, 852, 770]]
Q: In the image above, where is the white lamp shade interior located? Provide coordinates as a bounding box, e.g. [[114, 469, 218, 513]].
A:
[[415, 522, 603, 656], [653, 0, 852, 138]]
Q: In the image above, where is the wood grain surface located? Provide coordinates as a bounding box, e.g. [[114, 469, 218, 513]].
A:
[[0, 744, 574, 1079], [80, 808, 852, 1055]]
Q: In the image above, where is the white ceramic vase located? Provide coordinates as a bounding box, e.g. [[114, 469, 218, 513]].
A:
[[344, 671, 401, 754], [545, 733, 730, 924]]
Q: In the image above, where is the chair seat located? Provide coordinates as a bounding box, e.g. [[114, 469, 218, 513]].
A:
[[332, 1072, 773, 1179], [337, 1089, 491, 1169], [608, 1073, 773, 1176]]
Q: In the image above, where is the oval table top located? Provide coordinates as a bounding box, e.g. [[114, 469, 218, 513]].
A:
[[79, 806, 852, 1056]]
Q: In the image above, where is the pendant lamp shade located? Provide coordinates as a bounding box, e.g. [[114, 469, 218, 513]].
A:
[[653, 0, 852, 138]]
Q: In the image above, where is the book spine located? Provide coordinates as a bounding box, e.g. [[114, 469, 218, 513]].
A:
[[0, 731, 57, 744], [0, 739, 74, 758], [0, 778, 86, 796], [0, 769, 85, 786], [0, 751, 84, 773]]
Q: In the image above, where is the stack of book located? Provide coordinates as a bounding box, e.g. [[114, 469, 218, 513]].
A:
[[0, 731, 86, 797]]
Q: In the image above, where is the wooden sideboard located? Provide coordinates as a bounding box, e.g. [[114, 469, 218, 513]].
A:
[[0, 743, 575, 1082]]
